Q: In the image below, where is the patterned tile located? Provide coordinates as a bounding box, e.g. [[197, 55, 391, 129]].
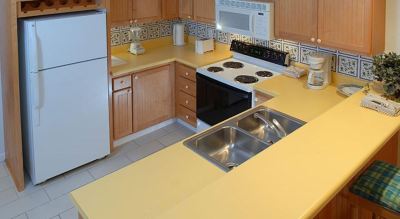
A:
[[197, 23, 208, 38], [160, 21, 172, 37], [217, 31, 229, 44], [229, 33, 241, 43], [111, 31, 121, 47], [187, 21, 197, 36], [338, 55, 359, 77], [283, 43, 300, 62], [110, 20, 376, 81], [120, 29, 131, 44], [360, 59, 374, 81], [147, 24, 161, 39], [300, 47, 317, 65], [269, 39, 283, 51]]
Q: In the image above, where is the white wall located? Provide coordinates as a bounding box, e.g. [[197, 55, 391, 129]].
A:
[[386, 0, 400, 53], [0, 0, 6, 162]]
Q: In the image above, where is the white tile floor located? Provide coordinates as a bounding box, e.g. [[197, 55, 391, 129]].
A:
[[0, 122, 195, 219]]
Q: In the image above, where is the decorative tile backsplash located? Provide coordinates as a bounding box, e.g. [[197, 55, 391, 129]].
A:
[[111, 19, 374, 81]]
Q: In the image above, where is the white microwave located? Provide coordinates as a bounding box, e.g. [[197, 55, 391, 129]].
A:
[[216, 0, 274, 40]]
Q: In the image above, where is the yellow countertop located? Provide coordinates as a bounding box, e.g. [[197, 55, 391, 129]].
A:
[[157, 90, 400, 219], [71, 41, 400, 219], [111, 37, 232, 77], [70, 145, 224, 219]]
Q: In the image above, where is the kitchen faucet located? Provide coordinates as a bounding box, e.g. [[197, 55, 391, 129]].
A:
[[254, 113, 288, 139]]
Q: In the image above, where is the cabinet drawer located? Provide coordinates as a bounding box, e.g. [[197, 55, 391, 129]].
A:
[[177, 105, 197, 127], [113, 75, 132, 91], [177, 77, 196, 96], [178, 91, 196, 112], [176, 63, 196, 81]]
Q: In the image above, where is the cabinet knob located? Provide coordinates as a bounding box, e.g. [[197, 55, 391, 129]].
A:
[[134, 19, 138, 23], [120, 80, 124, 84], [185, 85, 189, 89], [185, 115, 189, 119], [185, 100, 189, 105], [311, 38, 316, 42], [127, 89, 132, 93], [188, 16, 191, 19], [185, 72, 189, 76], [134, 76, 139, 80], [317, 39, 322, 44]]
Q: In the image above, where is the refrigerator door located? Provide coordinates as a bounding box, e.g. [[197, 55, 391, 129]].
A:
[[28, 11, 107, 71], [29, 58, 110, 184]]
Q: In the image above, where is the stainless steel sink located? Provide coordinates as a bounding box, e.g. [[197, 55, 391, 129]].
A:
[[185, 126, 270, 171], [237, 108, 305, 144], [184, 106, 306, 172]]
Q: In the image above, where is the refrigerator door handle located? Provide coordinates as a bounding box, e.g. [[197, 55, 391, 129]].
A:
[[31, 72, 41, 126], [28, 22, 39, 73]]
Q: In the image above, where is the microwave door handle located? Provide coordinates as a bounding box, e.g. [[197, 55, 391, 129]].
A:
[[251, 14, 256, 32]]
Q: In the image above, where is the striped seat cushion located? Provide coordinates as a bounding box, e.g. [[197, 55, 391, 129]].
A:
[[350, 160, 400, 213]]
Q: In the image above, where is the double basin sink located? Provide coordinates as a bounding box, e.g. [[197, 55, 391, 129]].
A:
[[184, 106, 305, 172]]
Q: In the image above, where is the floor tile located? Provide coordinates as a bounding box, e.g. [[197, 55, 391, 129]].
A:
[[0, 188, 18, 207], [112, 141, 141, 158], [157, 132, 185, 146], [125, 140, 165, 163], [12, 213, 28, 219], [134, 129, 169, 146], [50, 216, 61, 219], [0, 162, 8, 178], [162, 123, 185, 133], [59, 207, 78, 219], [87, 155, 131, 179], [16, 175, 44, 198], [44, 171, 94, 200], [0, 190, 49, 218], [26, 195, 74, 219], [0, 176, 14, 192]]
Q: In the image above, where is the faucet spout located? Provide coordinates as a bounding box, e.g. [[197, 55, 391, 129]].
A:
[[254, 113, 287, 139]]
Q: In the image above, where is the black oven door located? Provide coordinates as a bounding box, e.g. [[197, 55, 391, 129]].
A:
[[196, 73, 252, 126]]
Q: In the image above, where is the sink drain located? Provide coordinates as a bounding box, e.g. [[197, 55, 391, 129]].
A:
[[226, 162, 239, 170]]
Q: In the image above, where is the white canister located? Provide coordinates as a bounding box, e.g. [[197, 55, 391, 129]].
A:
[[173, 23, 185, 46]]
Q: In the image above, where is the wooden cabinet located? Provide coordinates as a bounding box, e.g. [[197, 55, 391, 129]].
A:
[[175, 63, 197, 127], [179, 0, 193, 19], [275, 0, 318, 44], [163, 0, 179, 19], [275, 0, 386, 55], [193, 0, 215, 24], [109, 0, 133, 26], [134, 0, 163, 23], [317, 0, 385, 55], [132, 64, 175, 132], [112, 76, 133, 140]]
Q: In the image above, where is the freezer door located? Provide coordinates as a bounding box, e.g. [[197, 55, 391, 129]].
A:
[[32, 12, 107, 70], [30, 58, 110, 184]]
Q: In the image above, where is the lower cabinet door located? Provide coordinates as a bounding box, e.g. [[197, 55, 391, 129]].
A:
[[132, 64, 174, 132], [113, 88, 133, 140]]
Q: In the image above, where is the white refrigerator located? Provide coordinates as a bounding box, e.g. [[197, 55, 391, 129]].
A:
[[19, 11, 110, 185]]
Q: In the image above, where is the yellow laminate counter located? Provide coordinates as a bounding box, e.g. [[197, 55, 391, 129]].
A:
[[71, 44, 400, 219], [70, 145, 224, 219], [111, 37, 232, 77], [157, 89, 400, 219]]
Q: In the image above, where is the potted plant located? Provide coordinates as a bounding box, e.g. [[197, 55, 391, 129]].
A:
[[372, 52, 400, 102]]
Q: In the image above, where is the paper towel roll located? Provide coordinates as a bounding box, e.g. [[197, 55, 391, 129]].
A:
[[173, 23, 185, 46]]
